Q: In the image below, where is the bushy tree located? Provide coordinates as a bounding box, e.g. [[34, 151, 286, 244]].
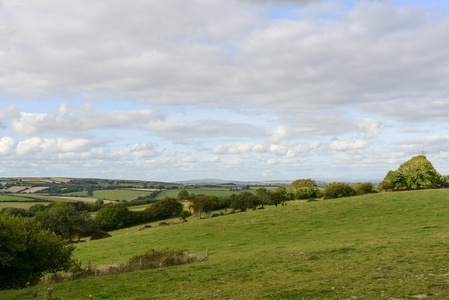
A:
[[397, 155, 441, 189], [295, 187, 319, 199], [189, 194, 216, 219], [177, 189, 190, 200], [35, 203, 97, 241], [0, 213, 75, 287], [146, 198, 183, 219], [255, 188, 272, 208], [351, 182, 375, 195], [96, 203, 132, 230], [382, 155, 441, 190], [289, 179, 317, 189], [230, 191, 255, 211], [323, 182, 356, 199]]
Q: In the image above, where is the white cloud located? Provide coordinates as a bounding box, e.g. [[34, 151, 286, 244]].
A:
[[212, 143, 265, 155], [131, 143, 165, 158], [329, 140, 368, 151], [0, 137, 15, 156]]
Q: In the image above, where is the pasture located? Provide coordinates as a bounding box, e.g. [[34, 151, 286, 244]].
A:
[[62, 190, 152, 201], [154, 187, 255, 200], [4, 189, 449, 299]]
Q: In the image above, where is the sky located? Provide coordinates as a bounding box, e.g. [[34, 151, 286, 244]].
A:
[[1, 0, 449, 182]]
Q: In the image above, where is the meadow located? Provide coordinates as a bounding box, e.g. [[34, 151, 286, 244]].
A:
[[3, 189, 449, 299], [154, 187, 255, 200], [62, 190, 152, 201]]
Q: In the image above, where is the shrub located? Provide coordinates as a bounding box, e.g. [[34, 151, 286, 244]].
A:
[[351, 182, 375, 195], [295, 187, 319, 199], [0, 213, 75, 287], [323, 182, 356, 199]]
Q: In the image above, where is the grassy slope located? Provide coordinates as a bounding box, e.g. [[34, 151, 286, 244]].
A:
[[4, 189, 449, 299]]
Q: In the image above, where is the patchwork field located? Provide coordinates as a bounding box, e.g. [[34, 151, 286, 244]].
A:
[[3, 188, 449, 299], [62, 189, 153, 201], [154, 187, 256, 199]]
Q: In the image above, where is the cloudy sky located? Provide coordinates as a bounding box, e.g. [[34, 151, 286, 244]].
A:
[[1, 0, 449, 182]]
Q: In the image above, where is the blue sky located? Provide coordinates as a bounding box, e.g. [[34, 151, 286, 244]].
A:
[[1, 0, 449, 182]]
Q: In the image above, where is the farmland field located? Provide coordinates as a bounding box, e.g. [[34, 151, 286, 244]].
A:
[[154, 187, 255, 199], [63, 189, 153, 201], [4, 189, 449, 299], [0, 194, 36, 202]]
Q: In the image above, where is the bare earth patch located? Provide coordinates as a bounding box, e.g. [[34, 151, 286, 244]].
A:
[[5, 186, 30, 193], [22, 187, 49, 193]]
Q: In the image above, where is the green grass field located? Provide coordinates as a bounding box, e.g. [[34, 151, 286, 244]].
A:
[[154, 187, 255, 200], [4, 189, 449, 299], [0, 194, 36, 202], [63, 190, 152, 201]]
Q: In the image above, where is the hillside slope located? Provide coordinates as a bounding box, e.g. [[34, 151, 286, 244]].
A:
[[4, 189, 449, 299]]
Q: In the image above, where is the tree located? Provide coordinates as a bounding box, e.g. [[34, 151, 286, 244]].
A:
[[255, 188, 272, 208], [397, 154, 441, 189], [0, 213, 75, 287], [351, 182, 375, 195], [189, 194, 215, 219], [146, 198, 183, 219], [382, 154, 441, 190], [230, 191, 255, 211], [177, 189, 190, 200], [289, 179, 317, 189], [35, 202, 97, 241], [323, 182, 356, 199], [95, 203, 132, 230]]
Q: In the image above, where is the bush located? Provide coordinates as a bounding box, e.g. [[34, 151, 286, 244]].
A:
[[351, 182, 375, 195], [95, 203, 132, 230], [295, 187, 319, 199], [323, 182, 356, 199], [0, 213, 75, 288]]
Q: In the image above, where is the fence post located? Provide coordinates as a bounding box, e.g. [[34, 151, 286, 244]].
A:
[[94, 265, 97, 277], [140, 257, 142, 269]]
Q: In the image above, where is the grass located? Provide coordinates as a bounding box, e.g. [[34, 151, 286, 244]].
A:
[[62, 190, 152, 201], [154, 187, 255, 199], [3, 189, 449, 299], [0, 195, 37, 202]]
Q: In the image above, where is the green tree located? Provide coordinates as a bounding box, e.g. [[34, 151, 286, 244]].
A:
[[289, 179, 317, 189], [146, 198, 183, 219], [177, 189, 190, 200], [323, 182, 356, 199], [0, 213, 75, 287], [35, 203, 97, 241], [351, 182, 375, 195], [255, 188, 272, 208], [95, 203, 132, 230], [189, 194, 215, 219], [230, 191, 255, 211], [397, 154, 441, 189]]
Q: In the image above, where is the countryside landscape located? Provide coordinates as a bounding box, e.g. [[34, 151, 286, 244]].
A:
[[2, 155, 449, 299]]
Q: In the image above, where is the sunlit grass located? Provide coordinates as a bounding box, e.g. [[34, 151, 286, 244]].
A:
[[3, 189, 449, 299]]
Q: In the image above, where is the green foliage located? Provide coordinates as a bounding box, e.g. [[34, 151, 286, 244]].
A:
[[145, 198, 183, 219], [0, 213, 75, 288], [96, 204, 132, 230], [323, 182, 356, 199], [351, 182, 375, 195], [383, 155, 442, 190], [440, 175, 449, 188], [177, 189, 190, 200], [230, 191, 255, 211], [35, 203, 98, 240], [295, 187, 319, 199], [189, 194, 216, 219], [289, 179, 317, 189]]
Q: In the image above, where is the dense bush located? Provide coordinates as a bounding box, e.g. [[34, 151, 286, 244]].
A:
[[351, 182, 375, 195], [0, 213, 75, 288], [323, 182, 356, 199], [96, 203, 132, 230], [295, 187, 319, 199]]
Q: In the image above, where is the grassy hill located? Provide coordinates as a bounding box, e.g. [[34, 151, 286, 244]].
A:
[[4, 189, 449, 299]]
